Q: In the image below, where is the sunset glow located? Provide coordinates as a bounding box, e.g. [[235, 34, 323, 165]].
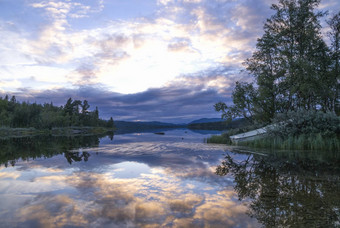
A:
[[0, 0, 339, 122]]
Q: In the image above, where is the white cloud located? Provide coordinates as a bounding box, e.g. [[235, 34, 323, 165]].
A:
[[1, 0, 257, 94], [2, 0, 339, 95], [157, 0, 174, 6]]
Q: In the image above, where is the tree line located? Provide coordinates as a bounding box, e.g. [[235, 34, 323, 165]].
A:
[[216, 0, 339, 124], [0, 95, 114, 129]]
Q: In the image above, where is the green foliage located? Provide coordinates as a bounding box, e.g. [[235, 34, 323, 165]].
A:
[[207, 110, 340, 151], [238, 134, 339, 151], [327, 12, 340, 115], [270, 110, 340, 138], [0, 96, 115, 129], [215, 82, 257, 123], [236, 111, 340, 151], [216, 0, 339, 124], [205, 133, 231, 144], [205, 123, 266, 145]]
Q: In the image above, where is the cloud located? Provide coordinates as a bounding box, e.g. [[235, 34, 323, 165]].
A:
[[73, 62, 98, 84], [168, 37, 193, 52], [157, 0, 174, 6], [0, 0, 277, 121], [0, 80, 22, 92], [1, 66, 243, 122], [1, 0, 263, 95], [2, 0, 339, 118]]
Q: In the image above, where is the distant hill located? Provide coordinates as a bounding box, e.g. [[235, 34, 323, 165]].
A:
[[189, 118, 223, 124], [188, 118, 250, 131], [114, 118, 251, 133], [114, 121, 186, 134]]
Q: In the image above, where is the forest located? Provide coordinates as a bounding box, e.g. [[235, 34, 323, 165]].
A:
[[0, 95, 114, 129]]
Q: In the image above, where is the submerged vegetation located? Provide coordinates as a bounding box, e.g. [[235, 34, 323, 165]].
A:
[[212, 0, 340, 150], [0, 95, 115, 134]]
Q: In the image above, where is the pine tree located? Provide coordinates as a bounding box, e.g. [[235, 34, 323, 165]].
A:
[[107, 117, 114, 128]]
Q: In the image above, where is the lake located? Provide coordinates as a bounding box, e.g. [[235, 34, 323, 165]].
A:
[[0, 129, 339, 227]]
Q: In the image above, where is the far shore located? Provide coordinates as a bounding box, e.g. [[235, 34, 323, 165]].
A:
[[0, 126, 115, 138]]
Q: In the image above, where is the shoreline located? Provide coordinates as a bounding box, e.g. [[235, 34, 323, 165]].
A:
[[0, 127, 115, 138]]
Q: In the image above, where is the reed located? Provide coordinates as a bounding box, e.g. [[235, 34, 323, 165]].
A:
[[205, 134, 231, 144], [237, 134, 340, 151]]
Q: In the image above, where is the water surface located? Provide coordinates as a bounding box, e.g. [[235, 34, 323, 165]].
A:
[[0, 130, 339, 227]]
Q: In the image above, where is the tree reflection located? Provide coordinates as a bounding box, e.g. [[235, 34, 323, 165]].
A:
[[216, 150, 340, 227], [64, 151, 91, 164], [0, 133, 113, 167]]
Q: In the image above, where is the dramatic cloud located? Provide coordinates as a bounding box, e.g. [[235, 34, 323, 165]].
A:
[[0, 0, 339, 121], [1, 67, 242, 122]]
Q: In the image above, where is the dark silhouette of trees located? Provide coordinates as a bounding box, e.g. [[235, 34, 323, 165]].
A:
[[216, 0, 339, 124], [216, 150, 340, 227], [107, 117, 114, 128], [0, 96, 115, 129], [328, 12, 340, 115], [0, 135, 106, 167]]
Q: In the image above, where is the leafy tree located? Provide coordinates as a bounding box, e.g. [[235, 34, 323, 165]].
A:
[[215, 82, 257, 123], [216, 0, 339, 124], [328, 12, 340, 114]]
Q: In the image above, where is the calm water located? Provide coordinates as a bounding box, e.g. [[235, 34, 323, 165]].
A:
[[0, 129, 339, 227]]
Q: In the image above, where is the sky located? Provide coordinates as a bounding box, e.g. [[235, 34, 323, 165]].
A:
[[0, 0, 339, 123]]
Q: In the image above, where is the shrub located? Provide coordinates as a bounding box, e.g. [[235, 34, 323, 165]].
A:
[[238, 134, 339, 151], [206, 132, 231, 144], [269, 110, 340, 138]]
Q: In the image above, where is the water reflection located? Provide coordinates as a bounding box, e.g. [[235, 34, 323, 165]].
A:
[[15, 170, 253, 227], [0, 130, 260, 227], [0, 134, 110, 167], [5, 130, 339, 227], [216, 149, 340, 227]]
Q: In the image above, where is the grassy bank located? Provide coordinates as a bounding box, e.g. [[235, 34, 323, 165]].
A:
[[206, 133, 340, 151], [207, 110, 340, 151], [204, 133, 231, 144], [0, 126, 115, 138], [237, 134, 340, 151]]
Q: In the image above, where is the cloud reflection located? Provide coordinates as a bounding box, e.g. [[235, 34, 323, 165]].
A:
[[19, 194, 87, 228], [0, 132, 259, 227], [16, 163, 258, 227]]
